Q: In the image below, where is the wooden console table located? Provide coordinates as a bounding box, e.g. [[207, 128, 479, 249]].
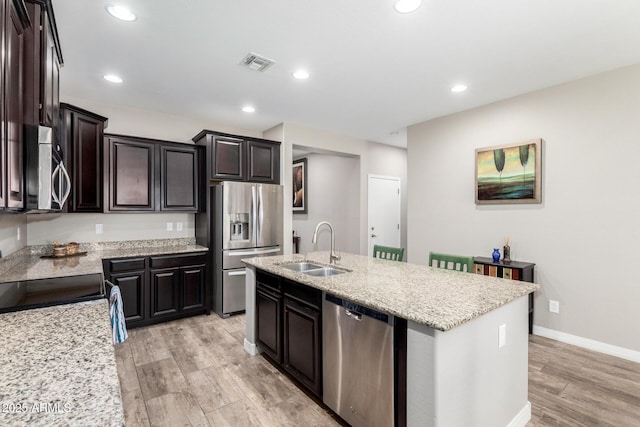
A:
[[473, 257, 535, 334]]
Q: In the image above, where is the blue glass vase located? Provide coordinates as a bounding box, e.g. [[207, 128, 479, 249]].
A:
[[492, 248, 500, 263]]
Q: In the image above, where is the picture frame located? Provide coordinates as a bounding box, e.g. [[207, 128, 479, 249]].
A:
[[475, 139, 542, 204], [293, 158, 307, 213]]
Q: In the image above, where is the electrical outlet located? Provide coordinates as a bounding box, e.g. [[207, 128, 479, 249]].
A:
[[176, 222, 183, 232], [549, 300, 560, 314], [166, 222, 173, 231], [16, 227, 21, 241], [96, 224, 104, 235], [498, 324, 506, 348]]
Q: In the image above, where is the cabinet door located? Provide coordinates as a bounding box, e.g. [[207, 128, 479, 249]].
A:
[[247, 140, 280, 183], [150, 268, 180, 318], [69, 110, 104, 212], [107, 137, 156, 211], [41, 11, 60, 129], [110, 271, 146, 325], [181, 264, 205, 311], [3, 0, 27, 210], [160, 144, 199, 211], [209, 136, 245, 181], [256, 286, 282, 363], [283, 297, 322, 396]]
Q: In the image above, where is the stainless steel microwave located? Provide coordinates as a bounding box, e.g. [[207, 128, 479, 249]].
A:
[[24, 125, 71, 212]]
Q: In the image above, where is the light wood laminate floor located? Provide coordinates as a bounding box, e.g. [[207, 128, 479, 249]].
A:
[[116, 314, 640, 426]]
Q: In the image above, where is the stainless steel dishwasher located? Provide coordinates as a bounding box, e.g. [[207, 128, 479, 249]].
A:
[[323, 293, 394, 427]]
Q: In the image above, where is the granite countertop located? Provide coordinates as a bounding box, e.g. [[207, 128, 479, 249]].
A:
[[0, 299, 124, 426], [0, 239, 208, 284], [243, 251, 539, 331]]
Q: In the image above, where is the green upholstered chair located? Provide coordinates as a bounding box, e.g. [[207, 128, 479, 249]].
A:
[[428, 252, 474, 273], [373, 244, 405, 262]]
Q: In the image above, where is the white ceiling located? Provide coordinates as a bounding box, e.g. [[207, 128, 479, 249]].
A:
[[54, 0, 640, 147]]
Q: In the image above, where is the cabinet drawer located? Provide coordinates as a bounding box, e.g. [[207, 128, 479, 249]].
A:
[[256, 269, 282, 292], [108, 257, 146, 272], [284, 280, 321, 310], [150, 253, 207, 269]]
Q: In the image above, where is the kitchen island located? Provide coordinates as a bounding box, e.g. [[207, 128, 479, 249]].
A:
[[243, 251, 538, 427]]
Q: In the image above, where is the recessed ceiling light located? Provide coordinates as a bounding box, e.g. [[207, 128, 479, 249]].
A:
[[103, 74, 123, 83], [394, 0, 422, 14], [292, 70, 310, 80], [106, 5, 137, 22], [242, 106, 255, 113], [451, 84, 468, 93]]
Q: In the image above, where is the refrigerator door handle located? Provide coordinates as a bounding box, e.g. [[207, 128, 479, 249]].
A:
[[226, 248, 281, 257], [228, 270, 247, 276], [257, 185, 263, 244], [251, 184, 257, 246]]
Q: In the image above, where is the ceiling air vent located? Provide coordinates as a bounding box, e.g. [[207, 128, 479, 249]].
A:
[[241, 52, 275, 72]]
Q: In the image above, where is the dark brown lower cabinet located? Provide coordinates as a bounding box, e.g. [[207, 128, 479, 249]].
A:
[[103, 252, 207, 328], [150, 268, 180, 318], [283, 296, 321, 396], [182, 265, 206, 311], [256, 280, 282, 363], [110, 270, 146, 325], [255, 270, 322, 397]]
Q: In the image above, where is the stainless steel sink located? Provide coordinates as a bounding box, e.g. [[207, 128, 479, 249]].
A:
[[304, 267, 347, 277], [281, 262, 324, 272]]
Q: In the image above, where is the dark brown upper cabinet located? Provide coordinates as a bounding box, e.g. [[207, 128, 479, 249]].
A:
[[1, 0, 30, 211], [60, 104, 108, 213], [247, 139, 280, 183], [105, 134, 201, 213], [192, 130, 280, 184], [106, 135, 156, 212], [160, 143, 199, 211], [23, 0, 62, 129]]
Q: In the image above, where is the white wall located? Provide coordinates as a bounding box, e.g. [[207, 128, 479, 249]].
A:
[[61, 94, 263, 143], [292, 153, 360, 255], [0, 215, 27, 257], [407, 63, 640, 352], [26, 213, 194, 246], [281, 123, 407, 256]]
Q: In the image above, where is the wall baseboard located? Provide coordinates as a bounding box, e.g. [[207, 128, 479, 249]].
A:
[[243, 338, 259, 356], [533, 326, 640, 363], [507, 401, 531, 427]]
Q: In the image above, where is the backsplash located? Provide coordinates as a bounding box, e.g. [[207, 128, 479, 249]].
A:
[[0, 215, 27, 259], [26, 212, 194, 246]]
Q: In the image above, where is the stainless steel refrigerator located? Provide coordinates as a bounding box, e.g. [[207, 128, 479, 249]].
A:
[[196, 181, 283, 317]]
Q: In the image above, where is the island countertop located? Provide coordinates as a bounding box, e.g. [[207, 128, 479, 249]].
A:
[[243, 251, 538, 331], [0, 299, 124, 426]]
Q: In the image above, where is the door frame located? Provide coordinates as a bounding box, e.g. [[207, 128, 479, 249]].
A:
[[367, 174, 401, 256]]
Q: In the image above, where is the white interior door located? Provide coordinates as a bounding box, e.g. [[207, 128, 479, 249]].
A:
[[368, 175, 401, 256]]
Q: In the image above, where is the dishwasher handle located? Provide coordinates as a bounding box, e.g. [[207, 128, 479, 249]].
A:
[[325, 293, 390, 324], [345, 309, 362, 321]]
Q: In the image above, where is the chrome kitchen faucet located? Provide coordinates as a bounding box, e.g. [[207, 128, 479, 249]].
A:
[[312, 221, 341, 264]]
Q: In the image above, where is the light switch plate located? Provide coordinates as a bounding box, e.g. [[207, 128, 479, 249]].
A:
[[166, 222, 173, 231], [549, 300, 560, 314], [16, 227, 21, 241], [96, 224, 104, 235], [176, 222, 183, 232]]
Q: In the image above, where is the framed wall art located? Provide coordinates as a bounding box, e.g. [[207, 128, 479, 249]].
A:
[[475, 139, 542, 204], [293, 158, 307, 213]]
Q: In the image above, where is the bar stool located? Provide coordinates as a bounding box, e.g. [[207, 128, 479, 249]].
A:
[[373, 245, 405, 262], [428, 252, 474, 272]]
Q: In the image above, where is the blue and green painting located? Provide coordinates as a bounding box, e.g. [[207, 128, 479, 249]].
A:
[[477, 143, 536, 200]]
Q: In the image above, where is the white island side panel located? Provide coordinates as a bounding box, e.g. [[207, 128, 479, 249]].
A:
[[407, 295, 530, 427]]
